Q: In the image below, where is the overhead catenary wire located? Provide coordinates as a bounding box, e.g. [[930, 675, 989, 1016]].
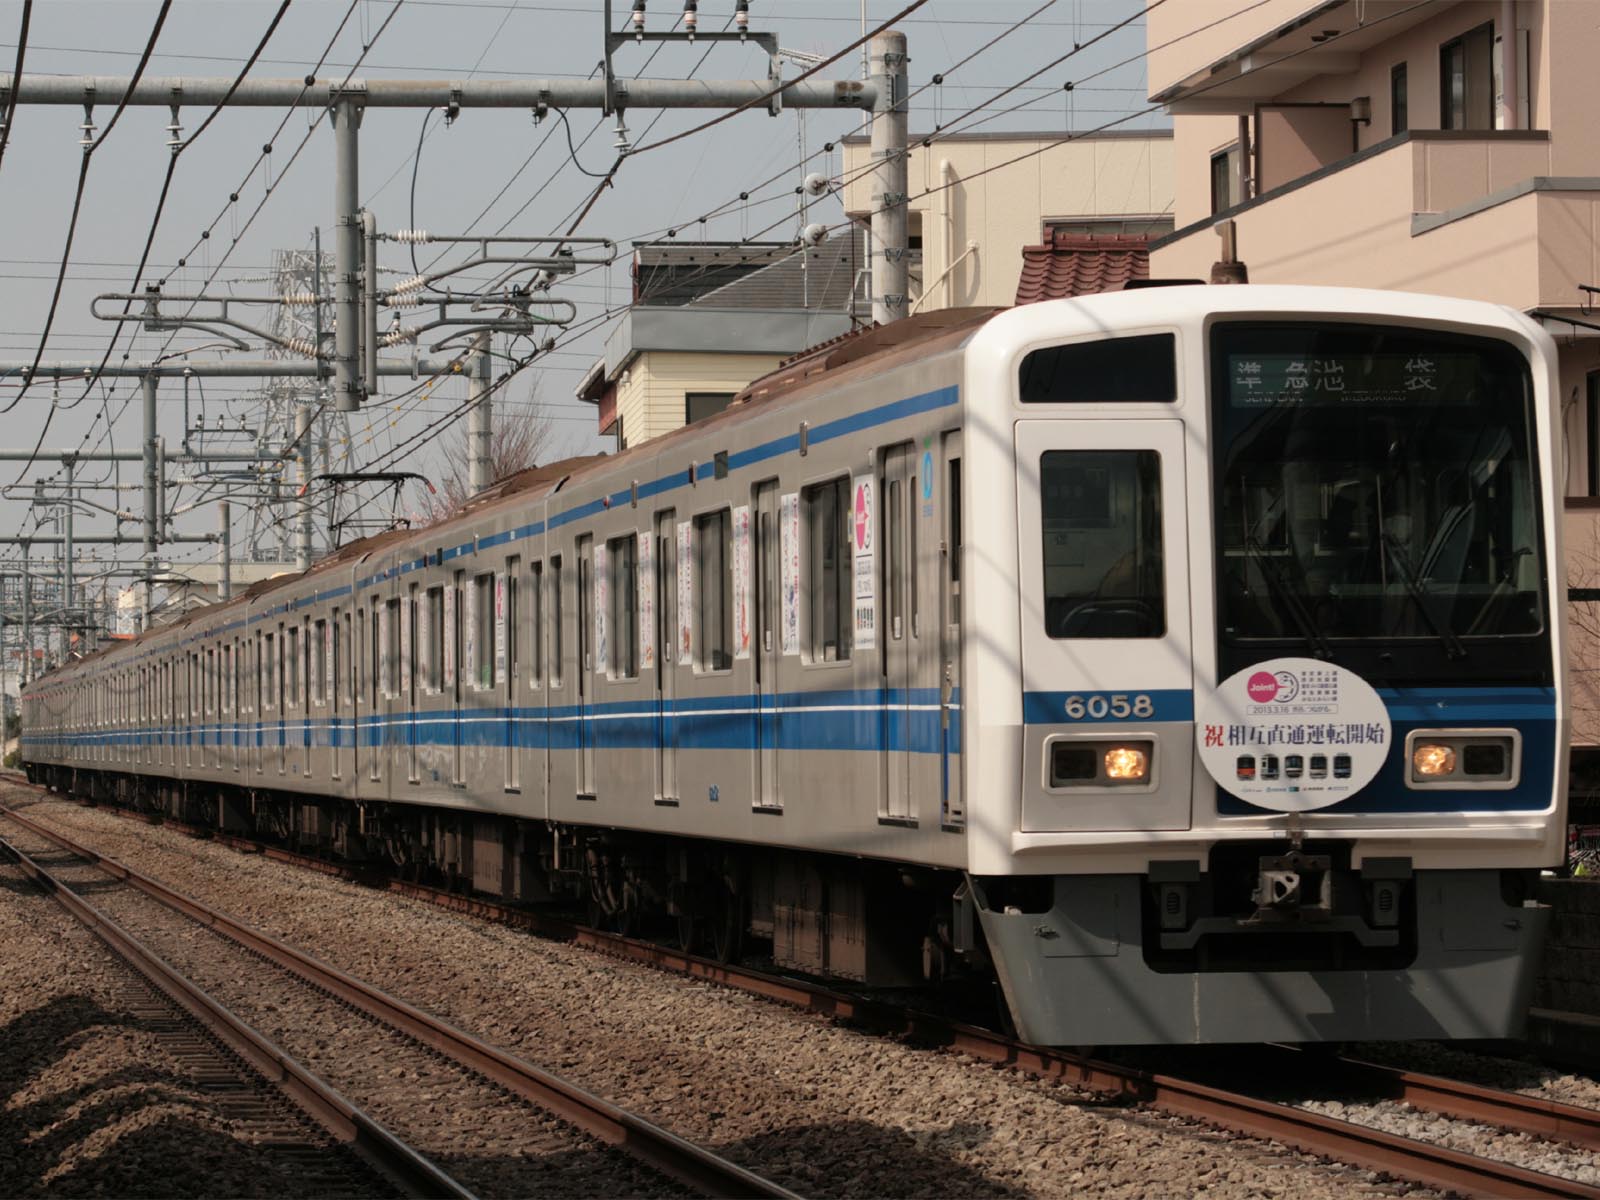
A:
[[0, 0, 32, 180]]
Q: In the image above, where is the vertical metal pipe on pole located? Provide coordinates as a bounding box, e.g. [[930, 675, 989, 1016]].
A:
[[20, 543, 31, 684], [868, 30, 909, 326], [218, 500, 232, 600], [296, 403, 314, 570], [332, 97, 364, 412], [468, 331, 493, 495], [142, 373, 158, 631], [62, 459, 74, 653]]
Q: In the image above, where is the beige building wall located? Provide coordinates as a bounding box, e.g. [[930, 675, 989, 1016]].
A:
[[614, 350, 786, 447], [1146, 0, 1329, 99], [842, 132, 1173, 310]]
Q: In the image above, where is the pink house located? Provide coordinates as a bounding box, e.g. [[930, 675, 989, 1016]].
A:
[[1148, 0, 1600, 755]]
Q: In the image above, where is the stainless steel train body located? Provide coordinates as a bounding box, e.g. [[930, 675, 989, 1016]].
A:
[[22, 285, 1569, 1045]]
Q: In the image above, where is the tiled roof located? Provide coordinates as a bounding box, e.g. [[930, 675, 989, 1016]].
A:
[[1015, 233, 1149, 304]]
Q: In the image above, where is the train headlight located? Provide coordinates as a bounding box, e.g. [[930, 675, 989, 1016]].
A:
[[1411, 743, 1456, 777], [1104, 746, 1149, 782]]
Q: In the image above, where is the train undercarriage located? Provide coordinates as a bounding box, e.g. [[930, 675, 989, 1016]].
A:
[[23, 764, 975, 992]]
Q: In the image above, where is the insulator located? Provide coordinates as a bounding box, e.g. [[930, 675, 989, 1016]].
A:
[[735, 0, 749, 32], [391, 229, 429, 244], [281, 292, 320, 305], [282, 337, 319, 358], [390, 274, 427, 294], [380, 327, 419, 347], [632, 0, 646, 36], [683, 0, 697, 33], [387, 292, 425, 308]]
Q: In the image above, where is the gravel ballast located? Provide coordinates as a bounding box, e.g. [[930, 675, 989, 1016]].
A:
[[0, 844, 384, 1199], [0, 786, 1469, 1198]]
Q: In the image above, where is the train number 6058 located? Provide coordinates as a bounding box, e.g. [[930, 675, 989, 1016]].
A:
[[1062, 693, 1155, 720]]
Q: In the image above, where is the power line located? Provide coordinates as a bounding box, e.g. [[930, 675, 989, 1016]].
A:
[[0, 0, 31, 179], [0, 0, 174, 419]]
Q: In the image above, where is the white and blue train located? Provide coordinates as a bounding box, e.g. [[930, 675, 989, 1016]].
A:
[[21, 285, 1568, 1045]]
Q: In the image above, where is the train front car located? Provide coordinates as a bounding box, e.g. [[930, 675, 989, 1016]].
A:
[[962, 285, 1566, 1046]]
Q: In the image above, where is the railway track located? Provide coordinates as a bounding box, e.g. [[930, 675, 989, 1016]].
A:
[[0, 802, 793, 1200], [17, 786, 1600, 1200]]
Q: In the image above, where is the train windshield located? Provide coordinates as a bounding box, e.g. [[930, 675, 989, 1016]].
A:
[[1211, 322, 1549, 684]]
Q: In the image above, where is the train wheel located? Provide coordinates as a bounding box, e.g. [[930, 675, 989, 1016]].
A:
[[709, 884, 742, 964], [673, 911, 698, 955]]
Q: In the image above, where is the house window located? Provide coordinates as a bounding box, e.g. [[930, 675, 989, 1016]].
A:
[[607, 535, 638, 679], [694, 509, 733, 671], [803, 477, 851, 663], [1588, 372, 1600, 499], [1441, 23, 1494, 131], [1209, 145, 1238, 214], [686, 392, 735, 425], [1390, 62, 1408, 135]]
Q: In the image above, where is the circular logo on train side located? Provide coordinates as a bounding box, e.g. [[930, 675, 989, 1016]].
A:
[[1195, 657, 1391, 812], [853, 479, 874, 553]]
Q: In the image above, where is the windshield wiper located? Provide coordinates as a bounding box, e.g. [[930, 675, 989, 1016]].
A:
[[1243, 537, 1331, 658], [1381, 533, 1467, 659]]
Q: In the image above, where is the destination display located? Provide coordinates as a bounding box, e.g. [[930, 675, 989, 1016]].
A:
[[1226, 352, 1482, 407]]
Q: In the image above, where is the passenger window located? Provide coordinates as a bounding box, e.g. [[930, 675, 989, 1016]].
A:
[[608, 535, 638, 679], [473, 573, 495, 690], [1040, 450, 1165, 638], [1020, 333, 1177, 404], [529, 561, 544, 687], [550, 555, 564, 687], [803, 477, 851, 663], [313, 620, 328, 704], [694, 509, 733, 672], [385, 597, 403, 697], [263, 634, 276, 709], [424, 586, 445, 692], [286, 627, 300, 707]]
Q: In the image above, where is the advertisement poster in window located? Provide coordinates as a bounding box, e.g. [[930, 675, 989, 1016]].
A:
[[378, 605, 391, 698], [637, 530, 655, 672], [780, 492, 800, 656], [324, 621, 334, 704], [399, 602, 411, 700], [441, 588, 454, 691], [594, 543, 608, 676], [677, 521, 693, 662], [463, 578, 477, 689], [733, 504, 752, 660], [495, 573, 508, 687], [852, 474, 877, 652]]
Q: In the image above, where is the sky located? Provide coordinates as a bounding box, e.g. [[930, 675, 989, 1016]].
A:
[[0, 0, 1160, 595]]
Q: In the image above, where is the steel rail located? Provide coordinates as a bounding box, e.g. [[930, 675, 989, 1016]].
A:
[[0, 803, 796, 1200], [31, 791, 1600, 1199], [1261, 1044, 1600, 1153], [0, 831, 474, 1200]]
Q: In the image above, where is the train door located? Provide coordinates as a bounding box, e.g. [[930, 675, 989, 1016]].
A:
[[880, 443, 915, 822], [754, 481, 781, 809], [1014, 419, 1193, 832], [940, 430, 964, 826], [576, 534, 595, 797], [654, 511, 678, 801]]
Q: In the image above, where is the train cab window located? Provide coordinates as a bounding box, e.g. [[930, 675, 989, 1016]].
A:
[[607, 536, 638, 679], [694, 509, 733, 672], [1040, 450, 1165, 638], [803, 477, 851, 663], [1019, 334, 1177, 405]]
